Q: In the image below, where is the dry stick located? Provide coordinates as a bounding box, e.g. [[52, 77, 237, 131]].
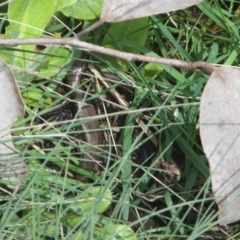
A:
[[75, 19, 105, 38], [0, 37, 219, 75]]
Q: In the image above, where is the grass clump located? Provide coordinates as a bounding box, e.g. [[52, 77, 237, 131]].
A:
[[0, 0, 240, 239]]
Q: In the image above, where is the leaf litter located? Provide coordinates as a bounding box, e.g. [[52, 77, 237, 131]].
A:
[[0, 59, 26, 190], [200, 66, 240, 225]]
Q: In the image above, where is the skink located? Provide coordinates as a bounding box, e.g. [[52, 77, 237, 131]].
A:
[[67, 61, 103, 180]]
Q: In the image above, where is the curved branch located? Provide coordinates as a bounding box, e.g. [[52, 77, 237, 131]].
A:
[[0, 37, 217, 74]]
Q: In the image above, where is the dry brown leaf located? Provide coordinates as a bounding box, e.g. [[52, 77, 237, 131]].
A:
[[0, 59, 26, 190], [101, 0, 203, 22], [200, 66, 240, 225]]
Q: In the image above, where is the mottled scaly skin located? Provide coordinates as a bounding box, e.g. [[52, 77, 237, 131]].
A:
[[68, 61, 103, 181]]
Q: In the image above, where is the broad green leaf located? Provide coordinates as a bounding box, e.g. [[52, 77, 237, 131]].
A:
[[61, 0, 103, 20], [64, 213, 84, 228], [27, 160, 85, 189], [5, 0, 57, 45], [69, 186, 112, 214], [0, 59, 26, 190], [95, 224, 137, 240], [200, 66, 240, 225], [6, 0, 56, 36], [22, 87, 52, 107], [38, 47, 70, 78], [55, 0, 77, 12], [144, 62, 163, 79], [113, 224, 137, 240], [10, 45, 70, 82], [1, 0, 58, 80], [101, 0, 203, 22], [101, 17, 148, 70], [71, 222, 137, 240]]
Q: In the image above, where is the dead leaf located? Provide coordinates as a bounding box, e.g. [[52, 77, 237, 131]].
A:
[[101, 0, 203, 22], [200, 66, 240, 225], [0, 59, 26, 190]]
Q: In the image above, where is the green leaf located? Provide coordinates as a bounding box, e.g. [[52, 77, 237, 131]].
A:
[[5, 0, 57, 43], [22, 87, 52, 107], [71, 223, 137, 240], [95, 224, 137, 240], [55, 0, 77, 12], [0, 0, 58, 80], [144, 62, 163, 79], [38, 47, 70, 78], [64, 213, 85, 229], [8, 0, 55, 34], [10, 45, 70, 82], [69, 186, 112, 214], [101, 17, 148, 70], [61, 0, 103, 20]]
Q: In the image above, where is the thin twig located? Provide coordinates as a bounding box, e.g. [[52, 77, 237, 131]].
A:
[[0, 37, 219, 74], [75, 19, 105, 38]]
